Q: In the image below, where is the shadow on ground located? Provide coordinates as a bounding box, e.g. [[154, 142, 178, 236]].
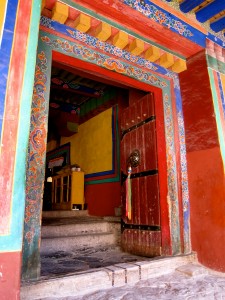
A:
[[41, 246, 150, 277]]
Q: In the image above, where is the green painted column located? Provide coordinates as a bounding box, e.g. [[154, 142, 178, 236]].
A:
[[17, 0, 43, 280]]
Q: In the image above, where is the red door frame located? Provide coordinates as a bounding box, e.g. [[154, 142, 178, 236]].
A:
[[52, 51, 171, 255]]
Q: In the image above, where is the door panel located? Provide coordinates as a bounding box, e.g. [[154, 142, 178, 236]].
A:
[[121, 122, 157, 173], [121, 230, 161, 257], [121, 93, 161, 257]]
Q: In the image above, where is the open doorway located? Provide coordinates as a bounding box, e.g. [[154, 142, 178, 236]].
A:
[[22, 40, 173, 281], [42, 61, 150, 215], [40, 60, 162, 276]]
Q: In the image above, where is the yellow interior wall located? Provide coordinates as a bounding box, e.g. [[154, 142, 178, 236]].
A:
[[61, 108, 113, 175], [0, 0, 7, 44]]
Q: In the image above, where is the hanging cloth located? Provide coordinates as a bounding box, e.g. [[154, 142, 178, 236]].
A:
[[125, 166, 132, 220]]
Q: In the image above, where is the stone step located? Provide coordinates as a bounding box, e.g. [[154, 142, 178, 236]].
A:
[[21, 253, 198, 300], [42, 210, 89, 218], [41, 232, 117, 254], [41, 221, 111, 238]]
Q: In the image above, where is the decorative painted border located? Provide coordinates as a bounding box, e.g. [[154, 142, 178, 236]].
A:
[[208, 68, 225, 169], [217, 73, 225, 120], [121, 0, 225, 49], [41, 15, 171, 76], [174, 84, 190, 253], [58, 0, 186, 58], [41, 34, 170, 88], [40, 16, 182, 89], [121, 0, 206, 47], [22, 46, 51, 279]]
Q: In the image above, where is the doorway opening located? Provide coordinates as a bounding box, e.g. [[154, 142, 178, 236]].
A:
[[39, 52, 168, 277], [43, 60, 151, 214]]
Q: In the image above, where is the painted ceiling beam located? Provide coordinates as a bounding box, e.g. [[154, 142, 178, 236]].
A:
[[196, 0, 225, 23], [51, 86, 101, 98], [210, 15, 225, 32], [180, 0, 206, 14], [63, 0, 203, 58]]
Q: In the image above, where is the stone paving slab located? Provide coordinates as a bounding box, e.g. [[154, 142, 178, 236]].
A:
[[71, 263, 225, 300], [29, 263, 225, 300], [176, 263, 209, 277], [21, 253, 197, 300]]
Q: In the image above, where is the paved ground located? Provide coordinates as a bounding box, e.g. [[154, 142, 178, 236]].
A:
[[42, 263, 225, 300], [37, 215, 225, 299], [41, 247, 149, 277]]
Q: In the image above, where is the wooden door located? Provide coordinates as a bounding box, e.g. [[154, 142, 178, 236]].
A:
[[120, 93, 161, 257]]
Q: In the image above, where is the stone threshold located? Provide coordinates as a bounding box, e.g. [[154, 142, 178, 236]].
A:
[[21, 253, 197, 299]]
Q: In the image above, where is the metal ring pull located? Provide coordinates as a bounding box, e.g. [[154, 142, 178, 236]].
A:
[[127, 149, 140, 168]]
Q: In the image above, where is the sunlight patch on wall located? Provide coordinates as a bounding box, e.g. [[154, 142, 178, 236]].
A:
[[61, 108, 113, 175]]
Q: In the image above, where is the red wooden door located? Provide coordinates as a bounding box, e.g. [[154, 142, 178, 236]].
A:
[[120, 93, 161, 257]]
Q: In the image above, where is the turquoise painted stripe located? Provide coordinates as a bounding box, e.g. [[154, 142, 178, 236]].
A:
[[206, 55, 225, 75], [60, 0, 185, 59], [208, 68, 225, 167], [85, 175, 120, 185], [0, 0, 42, 252]]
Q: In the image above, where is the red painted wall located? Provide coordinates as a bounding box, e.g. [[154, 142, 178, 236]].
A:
[[180, 51, 225, 271], [85, 182, 121, 216], [0, 252, 21, 300], [187, 148, 225, 271]]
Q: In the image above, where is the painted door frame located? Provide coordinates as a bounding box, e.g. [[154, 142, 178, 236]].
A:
[[22, 27, 190, 279], [53, 51, 170, 253]]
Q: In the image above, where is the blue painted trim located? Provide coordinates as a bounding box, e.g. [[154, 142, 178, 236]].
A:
[[122, 0, 206, 48], [180, 0, 205, 13], [196, 0, 225, 23], [174, 84, 191, 254], [0, 0, 18, 141], [217, 72, 225, 119], [210, 16, 225, 33], [85, 170, 114, 178], [207, 32, 225, 48]]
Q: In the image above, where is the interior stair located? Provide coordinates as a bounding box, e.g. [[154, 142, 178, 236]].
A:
[[41, 210, 121, 254]]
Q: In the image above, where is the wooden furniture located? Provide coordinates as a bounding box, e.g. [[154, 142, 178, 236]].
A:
[[51, 170, 84, 210]]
